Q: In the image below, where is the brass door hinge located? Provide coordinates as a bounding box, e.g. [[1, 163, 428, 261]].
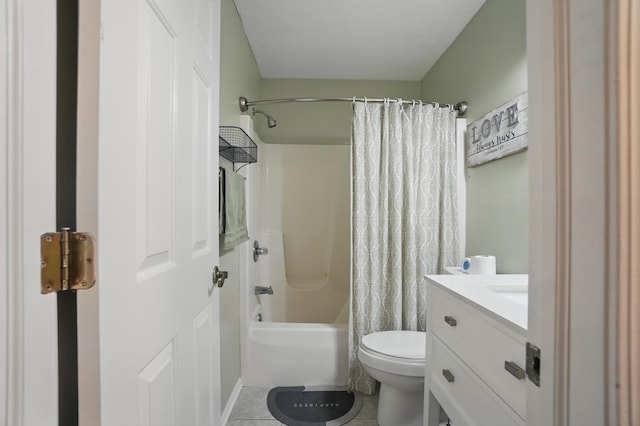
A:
[[40, 228, 96, 294]]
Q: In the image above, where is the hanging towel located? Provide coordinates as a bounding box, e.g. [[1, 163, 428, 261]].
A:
[[219, 167, 249, 250], [218, 167, 226, 235]]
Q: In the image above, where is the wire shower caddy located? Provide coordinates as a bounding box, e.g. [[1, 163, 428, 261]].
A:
[[219, 126, 258, 165]]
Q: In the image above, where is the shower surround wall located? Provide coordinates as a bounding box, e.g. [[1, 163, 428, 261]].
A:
[[240, 122, 351, 387], [258, 144, 350, 323]]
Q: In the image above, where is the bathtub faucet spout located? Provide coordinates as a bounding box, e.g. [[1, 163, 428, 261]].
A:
[[254, 286, 274, 295]]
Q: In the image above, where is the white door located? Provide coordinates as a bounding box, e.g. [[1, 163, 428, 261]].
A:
[[77, 0, 222, 424]]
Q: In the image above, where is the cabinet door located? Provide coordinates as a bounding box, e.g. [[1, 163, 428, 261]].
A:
[[430, 338, 524, 426], [431, 286, 527, 418]]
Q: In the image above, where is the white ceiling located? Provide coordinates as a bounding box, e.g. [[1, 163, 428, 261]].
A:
[[233, 0, 485, 81]]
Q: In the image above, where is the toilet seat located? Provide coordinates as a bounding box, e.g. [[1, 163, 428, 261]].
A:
[[361, 331, 425, 360], [359, 331, 426, 377]]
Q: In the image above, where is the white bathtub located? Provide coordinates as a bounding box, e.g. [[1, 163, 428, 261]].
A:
[[240, 231, 350, 387], [242, 318, 348, 387]]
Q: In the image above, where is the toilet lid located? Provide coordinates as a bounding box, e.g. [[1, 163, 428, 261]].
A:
[[360, 331, 426, 360]]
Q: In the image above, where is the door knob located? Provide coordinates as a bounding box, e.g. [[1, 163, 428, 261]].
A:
[[212, 266, 228, 288]]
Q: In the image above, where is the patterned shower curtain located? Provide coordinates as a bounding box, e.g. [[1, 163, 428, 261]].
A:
[[348, 99, 459, 395]]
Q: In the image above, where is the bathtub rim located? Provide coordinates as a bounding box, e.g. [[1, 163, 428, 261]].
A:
[[250, 320, 348, 330]]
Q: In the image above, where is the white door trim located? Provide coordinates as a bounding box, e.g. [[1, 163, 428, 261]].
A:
[[528, 0, 619, 424], [616, 0, 640, 423], [5, 0, 26, 421], [526, 0, 565, 422], [76, 0, 101, 422], [4, 0, 58, 424], [0, 0, 8, 418]]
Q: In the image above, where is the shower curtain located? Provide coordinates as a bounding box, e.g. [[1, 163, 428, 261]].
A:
[[348, 99, 459, 395]]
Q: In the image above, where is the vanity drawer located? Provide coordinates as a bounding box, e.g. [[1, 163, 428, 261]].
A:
[[431, 337, 524, 426], [431, 285, 527, 419]]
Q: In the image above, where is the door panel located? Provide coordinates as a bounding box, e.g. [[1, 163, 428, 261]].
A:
[[136, 0, 178, 277], [193, 306, 214, 424], [191, 66, 213, 256], [138, 342, 177, 426]]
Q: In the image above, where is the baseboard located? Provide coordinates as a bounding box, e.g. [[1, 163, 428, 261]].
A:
[[221, 378, 243, 426]]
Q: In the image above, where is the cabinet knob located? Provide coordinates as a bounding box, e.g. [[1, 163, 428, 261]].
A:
[[442, 369, 455, 383], [444, 315, 457, 327], [504, 360, 526, 380]]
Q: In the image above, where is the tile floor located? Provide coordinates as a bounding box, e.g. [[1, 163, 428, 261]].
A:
[[225, 386, 380, 426]]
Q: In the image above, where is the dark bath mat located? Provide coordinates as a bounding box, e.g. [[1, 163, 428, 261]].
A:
[[266, 385, 362, 426]]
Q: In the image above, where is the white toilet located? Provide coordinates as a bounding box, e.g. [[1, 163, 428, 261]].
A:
[[358, 330, 426, 426]]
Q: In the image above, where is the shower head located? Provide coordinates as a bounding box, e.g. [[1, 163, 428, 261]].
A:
[[252, 108, 277, 128]]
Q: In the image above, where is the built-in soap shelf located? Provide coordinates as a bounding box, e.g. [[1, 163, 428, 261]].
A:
[[219, 126, 257, 165]]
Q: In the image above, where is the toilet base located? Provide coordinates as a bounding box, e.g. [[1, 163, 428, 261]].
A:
[[377, 383, 424, 426]]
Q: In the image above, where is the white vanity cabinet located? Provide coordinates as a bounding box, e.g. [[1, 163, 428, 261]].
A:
[[424, 274, 528, 426]]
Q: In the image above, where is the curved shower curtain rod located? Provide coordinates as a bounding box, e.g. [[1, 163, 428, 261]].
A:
[[238, 96, 468, 117]]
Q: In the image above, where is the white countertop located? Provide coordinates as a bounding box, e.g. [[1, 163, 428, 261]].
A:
[[425, 273, 528, 332]]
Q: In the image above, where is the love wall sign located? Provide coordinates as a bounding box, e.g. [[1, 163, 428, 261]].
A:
[[465, 92, 528, 167]]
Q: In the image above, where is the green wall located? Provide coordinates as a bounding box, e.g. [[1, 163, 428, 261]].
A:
[[218, 0, 262, 411], [219, 0, 261, 127], [421, 0, 528, 273], [258, 79, 421, 144]]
